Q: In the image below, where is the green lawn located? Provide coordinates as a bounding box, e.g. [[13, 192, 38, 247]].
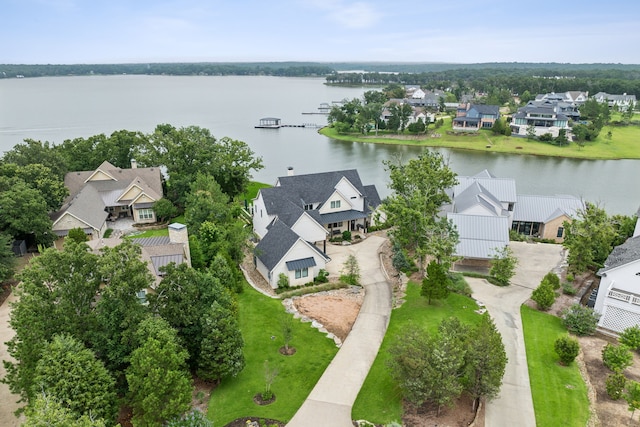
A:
[[124, 215, 186, 239], [352, 282, 482, 424], [320, 118, 640, 160], [207, 283, 339, 426], [521, 306, 589, 427], [240, 181, 271, 203]]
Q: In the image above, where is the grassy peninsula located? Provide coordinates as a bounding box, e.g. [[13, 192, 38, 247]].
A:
[[320, 116, 640, 160]]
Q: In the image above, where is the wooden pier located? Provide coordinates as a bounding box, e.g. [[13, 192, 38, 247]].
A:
[[255, 117, 322, 129]]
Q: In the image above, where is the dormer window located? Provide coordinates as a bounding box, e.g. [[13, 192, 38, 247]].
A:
[[331, 200, 341, 209], [304, 204, 313, 210]]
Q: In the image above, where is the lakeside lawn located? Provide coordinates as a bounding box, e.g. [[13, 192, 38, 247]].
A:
[[207, 283, 339, 426], [351, 282, 482, 424], [521, 305, 589, 427], [240, 181, 271, 203], [320, 117, 640, 160]]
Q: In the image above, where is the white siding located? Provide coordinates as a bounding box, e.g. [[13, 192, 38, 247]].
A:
[[252, 192, 274, 239], [335, 177, 364, 211], [271, 240, 327, 288], [291, 213, 327, 243], [596, 260, 640, 333], [319, 190, 351, 214]]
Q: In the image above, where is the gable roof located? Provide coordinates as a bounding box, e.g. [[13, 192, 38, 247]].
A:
[[255, 220, 302, 271], [454, 182, 507, 216], [453, 173, 517, 204], [599, 235, 640, 275], [469, 104, 500, 116], [275, 169, 365, 206], [51, 185, 109, 232], [447, 213, 509, 259], [513, 195, 583, 223]]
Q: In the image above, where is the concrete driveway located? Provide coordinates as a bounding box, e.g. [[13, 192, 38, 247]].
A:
[[0, 291, 24, 426], [287, 235, 392, 427], [467, 242, 565, 427]]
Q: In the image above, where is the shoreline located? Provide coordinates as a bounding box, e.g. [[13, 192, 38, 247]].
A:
[[317, 127, 640, 161]]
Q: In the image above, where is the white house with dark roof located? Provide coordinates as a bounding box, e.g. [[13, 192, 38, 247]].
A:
[[252, 168, 382, 288], [254, 220, 331, 288], [594, 221, 640, 334], [593, 92, 637, 111], [52, 160, 163, 240]]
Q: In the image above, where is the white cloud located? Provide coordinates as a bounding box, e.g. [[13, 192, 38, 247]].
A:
[[305, 0, 381, 29]]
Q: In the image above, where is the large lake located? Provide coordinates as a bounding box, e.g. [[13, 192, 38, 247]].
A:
[[1, 75, 639, 214]]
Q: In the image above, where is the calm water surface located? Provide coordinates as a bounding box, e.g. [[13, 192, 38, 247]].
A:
[[1, 75, 638, 214]]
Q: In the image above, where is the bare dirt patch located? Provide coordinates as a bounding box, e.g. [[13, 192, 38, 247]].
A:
[[293, 290, 363, 342]]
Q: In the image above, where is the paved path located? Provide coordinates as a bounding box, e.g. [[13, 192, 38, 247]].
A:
[[467, 242, 564, 427], [0, 291, 24, 427], [287, 235, 391, 427]]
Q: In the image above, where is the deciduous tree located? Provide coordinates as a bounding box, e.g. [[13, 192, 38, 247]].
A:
[[126, 317, 192, 427], [32, 334, 117, 424]]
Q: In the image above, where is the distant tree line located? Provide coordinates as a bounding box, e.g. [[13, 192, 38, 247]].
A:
[[0, 62, 333, 78], [326, 67, 640, 97]]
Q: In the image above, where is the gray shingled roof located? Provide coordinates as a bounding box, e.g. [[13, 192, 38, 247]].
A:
[[513, 195, 583, 223], [52, 185, 109, 230], [255, 220, 301, 271], [469, 104, 500, 116], [599, 236, 640, 274], [276, 169, 365, 207]]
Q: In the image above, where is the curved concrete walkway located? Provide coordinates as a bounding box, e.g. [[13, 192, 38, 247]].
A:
[[287, 235, 392, 427], [467, 242, 564, 427]]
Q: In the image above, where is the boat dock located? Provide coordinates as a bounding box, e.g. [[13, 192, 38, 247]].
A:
[[255, 117, 322, 129]]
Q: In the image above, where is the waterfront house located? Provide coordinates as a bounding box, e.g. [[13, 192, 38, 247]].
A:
[[593, 219, 640, 335], [593, 92, 637, 111], [452, 104, 500, 131], [511, 194, 583, 242], [51, 160, 162, 240], [252, 168, 382, 288], [510, 103, 571, 138]]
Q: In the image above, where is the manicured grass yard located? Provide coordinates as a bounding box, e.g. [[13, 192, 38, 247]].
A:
[[240, 181, 271, 203], [320, 117, 640, 160], [352, 282, 482, 424], [521, 305, 589, 427], [124, 215, 186, 239], [207, 283, 338, 426]]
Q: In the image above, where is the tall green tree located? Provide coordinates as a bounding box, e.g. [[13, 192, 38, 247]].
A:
[[196, 301, 245, 382], [32, 334, 117, 424], [2, 139, 68, 180], [0, 163, 68, 211], [4, 241, 101, 402], [145, 125, 262, 204], [464, 315, 507, 410], [421, 260, 451, 304], [0, 232, 16, 282], [490, 246, 518, 285], [149, 263, 237, 369], [184, 174, 232, 235], [0, 180, 55, 245], [24, 394, 107, 427], [126, 317, 192, 427], [383, 152, 458, 274], [563, 202, 616, 273], [91, 241, 152, 377]]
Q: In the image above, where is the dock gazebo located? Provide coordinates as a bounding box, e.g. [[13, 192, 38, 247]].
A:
[[256, 117, 281, 129]]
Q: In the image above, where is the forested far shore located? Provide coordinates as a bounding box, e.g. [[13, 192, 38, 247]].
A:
[[3, 62, 640, 87]]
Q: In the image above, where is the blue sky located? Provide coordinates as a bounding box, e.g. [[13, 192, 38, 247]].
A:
[[3, 0, 640, 64]]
